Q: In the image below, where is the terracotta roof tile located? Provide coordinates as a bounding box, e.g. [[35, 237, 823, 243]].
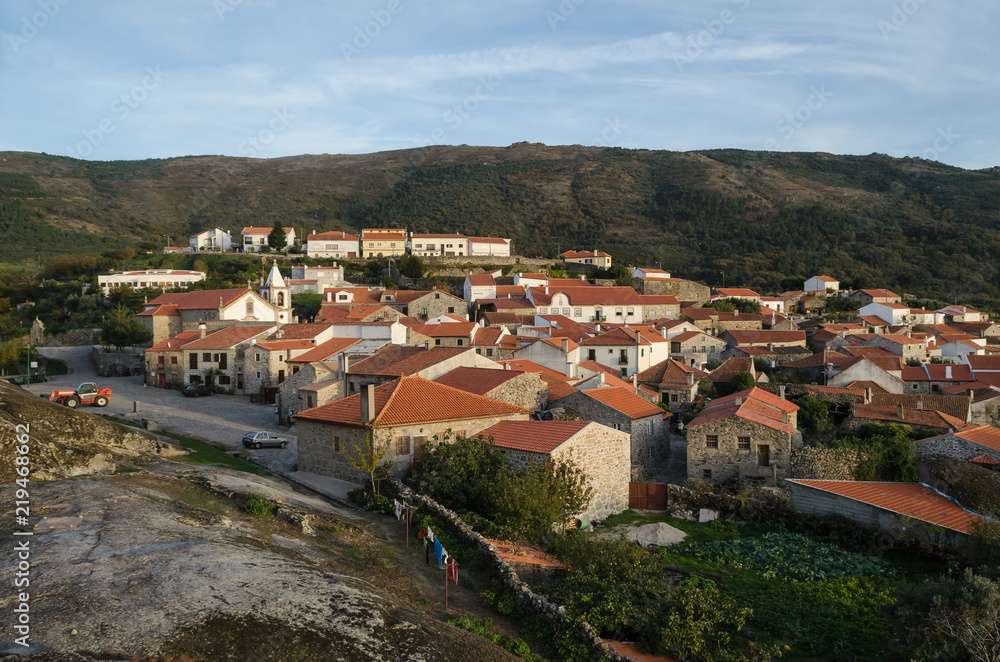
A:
[[296, 376, 529, 427], [349, 346, 473, 376], [434, 367, 524, 396], [286, 337, 362, 363], [476, 420, 591, 454], [689, 387, 797, 433], [530, 286, 643, 307], [580, 387, 667, 419], [787, 480, 985, 534], [181, 325, 273, 349], [969, 453, 1000, 465], [308, 230, 358, 241], [144, 288, 255, 310], [852, 404, 966, 431], [725, 330, 806, 345], [268, 322, 335, 340], [868, 393, 970, 423], [144, 331, 201, 352]]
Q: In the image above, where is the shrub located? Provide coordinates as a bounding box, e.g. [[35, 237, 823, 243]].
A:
[[242, 493, 276, 517]]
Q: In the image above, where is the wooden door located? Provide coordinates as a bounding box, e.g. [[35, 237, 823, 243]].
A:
[[757, 445, 770, 467]]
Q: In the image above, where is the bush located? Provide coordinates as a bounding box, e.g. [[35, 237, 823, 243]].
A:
[[242, 493, 276, 517]]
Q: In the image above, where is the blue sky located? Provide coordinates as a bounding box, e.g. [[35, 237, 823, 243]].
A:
[[1, 0, 996, 168]]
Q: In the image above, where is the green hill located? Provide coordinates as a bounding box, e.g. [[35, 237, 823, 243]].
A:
[[2, 145, 999, 308]]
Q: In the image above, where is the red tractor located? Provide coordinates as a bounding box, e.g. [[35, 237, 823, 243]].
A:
[[49, 382, 112, 408]]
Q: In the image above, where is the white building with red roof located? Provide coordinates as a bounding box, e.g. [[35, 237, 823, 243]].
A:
[[303, 230, 359, 258], [410, 233, 469, 257], [138, 288, 277, 344], [803, 275, 840, 293], [241, 226, 296, 253], [475, 419, 631, 521], [559, 249, 611, 269], [578, 326, 671, 377], [98, 269, 205, 296], [468, 236, 511, 256]]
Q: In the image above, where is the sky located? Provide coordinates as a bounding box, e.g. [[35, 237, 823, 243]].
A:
[[1, 0, 997, 168]]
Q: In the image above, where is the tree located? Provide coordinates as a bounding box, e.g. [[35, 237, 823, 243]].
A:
[[268, 221, 287, 250], [895, 568, 1000, 662], [716, 372, 757, 397], [101, 305, 153, 351], [793, 395, 829, 434], [346, 429, 391, 496], [397, 253, 424, 279]]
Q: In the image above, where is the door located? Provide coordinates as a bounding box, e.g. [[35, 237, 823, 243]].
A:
[[158, 373, 166, 388], [757, 445, 770, 467], [219, 353, 227, 370], [278, 369, 285, 383]]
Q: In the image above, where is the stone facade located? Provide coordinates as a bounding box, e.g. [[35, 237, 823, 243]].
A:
[[277, 362, 339, 425], [406, 291, 468, 321], [641, 301, 681, 321], [93, 348, 143, 377], [296, 412, 531, 483], [37, 328, 103, 347], [915, 435, 1000, 463], [484, 372, 548, 412], [789, 448, 862, 481], [554, 391, 667, 481], [687, 417, 800, 484], [636, 278, 711, 304], [497, 424, 630, 522]]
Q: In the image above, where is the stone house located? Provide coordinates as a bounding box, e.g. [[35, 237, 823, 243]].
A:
[[243, 339, 316, 397], [295, 377, 531, 482], [634, 358, 704, 411], [143, 331, 201, 389], [846, 403, 967, 434], [786, 480, 986, 550], [279, 362, 339, 424], [865, 334, 927, 363], [345, 345, 499, 394], [473, 326, 519, 361], [669, 330, 726, 367], [704, 357, 767, 387], [848, 289, 902, 306], [168, 325, 275, 391], [682, 308, 762, 336], [686, 387, 801, 484], [475, 420, 630, 522], [552, 386, 669, 481], [635, 277, 711, 305], [405, 321, 477, 348], [900, 363, 975, 395], [915, 425, 1000, 462], [720, 329, 807, 354], [638, 295, 680, 321], [828, 356, 904, 393], [868, 392, 971, 425], [434, 366, 548, 411]]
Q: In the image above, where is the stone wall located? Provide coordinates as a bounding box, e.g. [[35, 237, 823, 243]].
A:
[[41, 328, 102, 347], [485, 372, 547, 411], [687, 417, 795, 483], [278, 362, 339, 424], [385, 477, 632, 662], [790, 447, 862, 480], [915, 435, 1000, 463], [92, 347, 144, 377], [637, 278, 711, 304]]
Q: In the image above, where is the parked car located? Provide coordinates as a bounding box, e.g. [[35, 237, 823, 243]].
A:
[[242, 431, 288, 449], [182, 384, 214, 397]]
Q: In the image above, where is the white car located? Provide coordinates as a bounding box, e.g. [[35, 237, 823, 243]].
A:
[[241, 431, 288, 449]]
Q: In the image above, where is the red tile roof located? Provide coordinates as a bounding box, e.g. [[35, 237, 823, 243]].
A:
[[466, 273, 496, 286], [704, 357, 756, 383], [266, 323, 335, 340], [725, 330, 806, 345], [852, 405, 966, 431], [966, 355, 1000, 371], [433, 367, 524, 396], [689, 387, 797, 434], [497, 359, 570, 382], [296, 376, 529, 427], [542, 374, 579, 403], [578, 360, 622, 378], [787, 480, 986, 534], [901, 364, 974, 382], [349, 346, 472, 376], [468, 236, 509, 244], [136, 304, 180, 317], [181, 325, 273, 350], [308, 230, 358, 241], [580, 386, 668, 419], [241, 226, 271, 234], [638, 294, 680, 305], [859, 289, 900, 299], [144, 331, 201, 352], [560, 249, 611, 259], [530, 286, 643, 307], [286, 337, 362, 363], [715, 288, 760, 298], [948, 425, 1000, 453], [253, 339, 315, 352], [868, 393, 971, 423], [476, 420, 591, 454], [144, 288, 255, 310]]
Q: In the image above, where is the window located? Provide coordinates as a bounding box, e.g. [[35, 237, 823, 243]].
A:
[[648, 447, 653, 458], [615, 307, 623, 316], [218, 375, 231, 385], [189, 375, 202, 384], [912, 384, 919, 390], [157, 356, 165, 365], [292, 366, 299, 374], [421, 308, 428, 317], [246, 300, 254, 317], [671, 394, 678, 402], [703, 469, 712, 480], [485, 349, 493, 357], [255, 371, 261, 379], [538, 308, 547, 314], [738, 436, 751, 450], [612, 422, 622, 430], [368, 242, 374, 248], [563, 308, 571, 316], [706, 435, 719, 449], [626, 308, 634, 316], [213, 353, 221, 362], [435, 339, 441, 346], [648, 421, 653, 434], [255, 353, 261, 362], [574, 308, 582, 317], [457, 339, 464, 345], [588, 349, 596, 361], [619, 349, 628, 364], [170, 357, 177, 365], [448, 307, 455, 314], [333, 436, 341, 454], [435, 293, 440, 299], [203, 352, 211, 362]]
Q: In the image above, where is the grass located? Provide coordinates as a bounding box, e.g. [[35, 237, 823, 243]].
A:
[[100, 415, 272, 476]]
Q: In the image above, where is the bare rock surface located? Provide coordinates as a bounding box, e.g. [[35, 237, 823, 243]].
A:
[[599, 521, 688, 547], [0, 473, 518, 661]]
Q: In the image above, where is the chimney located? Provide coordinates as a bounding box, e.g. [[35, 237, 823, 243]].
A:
[[865, 387, 872, 404], [632, 374, 637, 391], [198, 323, 207, 339], [360, 383, 376, 423], [734, 310, 739, 317], [566, 362, 575, 379], [599, 372, 606, 385], [580, 274, 586, 281], [897, 404, 904, 420], [312, 229, 316, 235], [661, 326, 667, 339], [735, 397, 743, 406], [504, 362, 511, 370], [561, 338, 569, 353], [779, 385, 786, 400], [326, 292, 332, 302], [916, 399, 923, 410], [782, 412, 788, 424], [946, 365, 952, 379], [687, 372, 694, 386], [545, 285, 549, 295]]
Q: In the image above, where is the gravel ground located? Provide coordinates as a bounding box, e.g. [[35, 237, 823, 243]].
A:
[[26, 346, 299, 472]]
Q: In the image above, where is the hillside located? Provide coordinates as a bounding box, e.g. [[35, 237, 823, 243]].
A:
[[3, 145, 1000, 308]]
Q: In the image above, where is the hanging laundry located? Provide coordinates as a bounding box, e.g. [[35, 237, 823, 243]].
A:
[[434, 538, 443, 566], [394, 499, 402, 520], [426, 527, 434, 543], [448, 558, 458, 584]]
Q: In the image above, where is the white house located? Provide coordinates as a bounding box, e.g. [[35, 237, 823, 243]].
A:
[[512, 338, 582, 378], [463, 272, 499, 303], [858, 302, 911, 326], [288, 265, 346, 294], [410, 234, 469, 257], [937, 306, 986, 324], [242, 226, 296, 253], [578, 327, 671, 378], [98, 269, 205, 296], [189, 228, 232, 252], [804, 276, 839, 292], [304, 231, 359, 258], [528, 286, 646, 325], [468, 237, 512, 256], [631, 267, 671, 280]]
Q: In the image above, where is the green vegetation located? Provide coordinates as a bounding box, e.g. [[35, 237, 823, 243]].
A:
[[792, 395, 831, 436], [818, 423, 923, 481], [101, 305, 153, 351], [414, 433, 592, 538], [267, 221, 286, 250], [446, 615, 543, 661], [711, 298, 761, 315], [242, 493, 276, 517]]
